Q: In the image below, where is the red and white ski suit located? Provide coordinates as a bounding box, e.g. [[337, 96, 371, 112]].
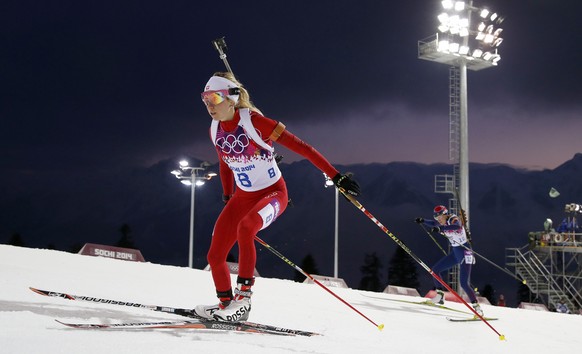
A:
[[208, 109, 339, 293]]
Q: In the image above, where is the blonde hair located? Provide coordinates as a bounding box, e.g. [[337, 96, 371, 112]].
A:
[[212, 72, 263, 115]]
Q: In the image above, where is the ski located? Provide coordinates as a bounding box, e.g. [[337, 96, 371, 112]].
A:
[[412, 300, 473, 315], [55, 319, 314, 336], [361, 294, 472, 315], [446, 316, 498, 322], [30, 287, 319, 336]]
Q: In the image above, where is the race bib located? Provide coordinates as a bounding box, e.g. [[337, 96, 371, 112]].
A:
[[257, 199, 281, 230], [464, 250, 475, 264]]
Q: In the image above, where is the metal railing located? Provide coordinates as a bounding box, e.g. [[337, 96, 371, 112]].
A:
[[506, 242, 582, 312]]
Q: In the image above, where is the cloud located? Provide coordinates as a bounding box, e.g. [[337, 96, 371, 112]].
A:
[[270, 100, 582, 170]]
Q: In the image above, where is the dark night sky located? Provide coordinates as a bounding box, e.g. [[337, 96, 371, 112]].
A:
[[1, 0, 581, 177]]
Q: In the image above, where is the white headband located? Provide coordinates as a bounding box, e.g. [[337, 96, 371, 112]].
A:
[[204, 76, 239, 104]]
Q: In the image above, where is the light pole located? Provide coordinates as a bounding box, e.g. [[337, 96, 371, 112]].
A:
[[418, 0, 504, 293], [171, 160, 217, 268], [323, 173, 339, 278], [418, 0, 505, 224]]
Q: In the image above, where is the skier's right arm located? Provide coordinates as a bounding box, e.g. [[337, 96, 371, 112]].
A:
[[219, 158, 234, 203], [415, 218, 439, 228]]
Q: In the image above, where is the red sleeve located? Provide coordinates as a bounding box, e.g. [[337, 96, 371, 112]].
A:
[[276, 129, 339, 179], [249, 112, 339, 178], [249, 111, 278, 143]]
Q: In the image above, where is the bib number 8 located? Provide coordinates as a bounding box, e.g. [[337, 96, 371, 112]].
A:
[[237, 173, 252, 188], [237, 168, 277, 188]]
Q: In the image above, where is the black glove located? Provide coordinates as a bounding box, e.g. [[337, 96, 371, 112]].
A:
[[415, 217, 424, 224], [332, 173, 360, 197], [222, 194, 232, 205], [431, 226, 441, 233]]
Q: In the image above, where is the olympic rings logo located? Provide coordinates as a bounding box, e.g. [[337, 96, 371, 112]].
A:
[[216, 133, 250, 154]]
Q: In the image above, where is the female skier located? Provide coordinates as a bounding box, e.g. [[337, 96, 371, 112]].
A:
[[415, 205, 483, 316], [194, 72, 360, 322]]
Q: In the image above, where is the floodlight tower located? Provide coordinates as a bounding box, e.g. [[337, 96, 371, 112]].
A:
[[418, 0, 504, 225], [171, 160, 217, 268]]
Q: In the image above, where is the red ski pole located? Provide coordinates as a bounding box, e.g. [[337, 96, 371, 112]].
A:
[[254, 236, 384, 331]]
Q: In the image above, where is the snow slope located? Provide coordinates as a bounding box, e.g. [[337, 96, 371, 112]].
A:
[[1, 245, 580, 354]]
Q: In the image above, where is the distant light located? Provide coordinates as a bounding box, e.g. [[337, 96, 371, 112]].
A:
[[422, 1, 505, 69], [181, 180, 192, 186], [454, 1, 465, 11], [207, 172, 218, 177], [438, 12, 449, 24], [442, 0, 454, 10], [195, 180, 205, 187], [171, 170, 182, 176], [438, 40, 450, 51], [179, 160, 189, 167]]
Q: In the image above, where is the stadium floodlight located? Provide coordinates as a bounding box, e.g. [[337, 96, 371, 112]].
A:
[[438, 12, 449, 24], [171, 160, 217, 268], [418, 1, 506, 228], [438, 40, 450, 51], [442, 0, 454, 10], [564, 203, 582, 214], [419, 2, 504, 68]]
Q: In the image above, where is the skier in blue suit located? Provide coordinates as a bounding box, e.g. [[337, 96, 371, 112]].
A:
[[415, 205, 483, 316]]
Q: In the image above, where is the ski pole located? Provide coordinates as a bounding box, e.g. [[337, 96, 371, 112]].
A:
[[254, 236, 384, 331], [212, 37, 234, 74], [338, 191, 505, 340], [417, 223, 448, 255], [434, 231, 527, 285]]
